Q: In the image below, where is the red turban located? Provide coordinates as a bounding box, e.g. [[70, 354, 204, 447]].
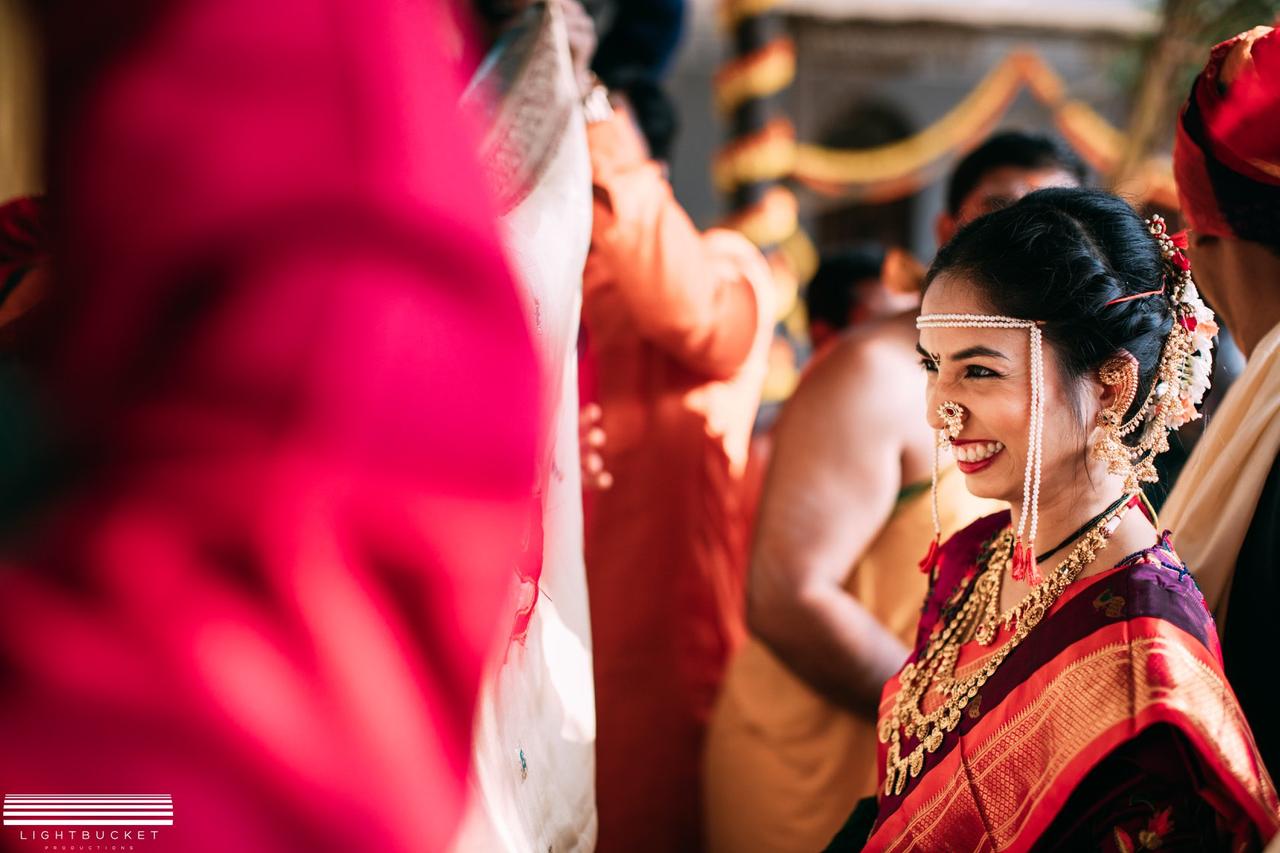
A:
[[1174, 25, 1280, 238]]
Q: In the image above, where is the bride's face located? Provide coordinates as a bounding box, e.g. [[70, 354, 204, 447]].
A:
[[917, 273, 1101, 504]]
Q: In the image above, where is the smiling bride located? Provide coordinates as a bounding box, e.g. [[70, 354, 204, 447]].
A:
[[842, 188, 1278, 851]]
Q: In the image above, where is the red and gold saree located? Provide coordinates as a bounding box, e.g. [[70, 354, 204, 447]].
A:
[[861, 512, 1279, 851]]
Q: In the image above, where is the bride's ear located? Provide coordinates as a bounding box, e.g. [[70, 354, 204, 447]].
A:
[[1096, 351, 1140, 421]]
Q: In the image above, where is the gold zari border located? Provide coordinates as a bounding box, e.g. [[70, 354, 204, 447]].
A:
[[876, 633, 1278, 851]]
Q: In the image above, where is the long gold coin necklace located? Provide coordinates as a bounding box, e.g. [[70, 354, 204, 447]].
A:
[[879, 498, 1134, 796]]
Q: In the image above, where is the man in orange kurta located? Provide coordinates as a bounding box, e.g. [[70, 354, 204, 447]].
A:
[[582, 99, 774, 852]]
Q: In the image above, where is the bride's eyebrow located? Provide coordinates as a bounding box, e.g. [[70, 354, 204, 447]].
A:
[[948, 345, 1008, 361], [915, 343, 1007, 362]]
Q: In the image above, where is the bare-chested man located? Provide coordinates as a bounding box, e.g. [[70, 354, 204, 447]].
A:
[[704, 132, 1087, 853]]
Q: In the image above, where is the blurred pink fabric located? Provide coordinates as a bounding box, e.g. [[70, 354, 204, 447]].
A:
[[0, 2, 539, 851]]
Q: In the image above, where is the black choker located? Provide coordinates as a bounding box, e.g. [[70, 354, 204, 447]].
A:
[[1034, 494, 1132, 564]]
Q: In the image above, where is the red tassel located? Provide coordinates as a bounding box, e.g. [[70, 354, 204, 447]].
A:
[[918, 536, 940, 575], [1011, 541, 1028, 582], [1011, 540, 1042, 584], [1025, 554, 1042, 585]]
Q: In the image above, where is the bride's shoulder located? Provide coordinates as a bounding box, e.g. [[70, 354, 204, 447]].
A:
[[1101, 532, 1217, 641], [1114, 531, 1195, 592]]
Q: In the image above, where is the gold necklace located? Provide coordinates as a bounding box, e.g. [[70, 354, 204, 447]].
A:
[[973, 530, 1009, 645], [878, 503, 1132, 797]]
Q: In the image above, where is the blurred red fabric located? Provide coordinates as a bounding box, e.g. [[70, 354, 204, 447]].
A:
[[0, 2, 539, 851], [0, 196, 44, 287]]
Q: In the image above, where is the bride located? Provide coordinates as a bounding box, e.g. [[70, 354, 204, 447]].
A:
[[842, 188, 1277, 850]]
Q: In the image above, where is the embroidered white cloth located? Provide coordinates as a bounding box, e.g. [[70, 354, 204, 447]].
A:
[[450, 4, 596, 850]]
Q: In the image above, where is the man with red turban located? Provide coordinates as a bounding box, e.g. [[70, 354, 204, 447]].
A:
[[1163, 23, 1280, 778]]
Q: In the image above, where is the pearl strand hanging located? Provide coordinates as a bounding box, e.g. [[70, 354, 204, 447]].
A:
[[1023, 324, 1045, 583]]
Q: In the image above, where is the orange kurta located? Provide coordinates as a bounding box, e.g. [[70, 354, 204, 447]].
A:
[[583, 107, 774, 853]]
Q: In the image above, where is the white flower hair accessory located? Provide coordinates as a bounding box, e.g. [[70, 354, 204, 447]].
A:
[[1168, 278, 1217, 428], [1098, 215, 1217, 493]]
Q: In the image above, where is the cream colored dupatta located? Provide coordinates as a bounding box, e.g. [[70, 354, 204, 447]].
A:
[[450, 3, 596, 851], [1162, 320, 1280, 628]]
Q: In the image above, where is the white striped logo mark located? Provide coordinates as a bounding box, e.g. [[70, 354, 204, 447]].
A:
[[3, 795, 173, 826]]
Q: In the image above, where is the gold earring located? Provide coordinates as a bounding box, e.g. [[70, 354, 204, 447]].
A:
[[1093, 353, 1140, 492]]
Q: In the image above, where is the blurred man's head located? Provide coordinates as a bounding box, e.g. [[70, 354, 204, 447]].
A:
[[806, 249, 909, 352], [936, 130, 1088, 245], [609, 84, 678, 167], [1174, 25, 1280, 356], [592, 0, 684, 164]]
